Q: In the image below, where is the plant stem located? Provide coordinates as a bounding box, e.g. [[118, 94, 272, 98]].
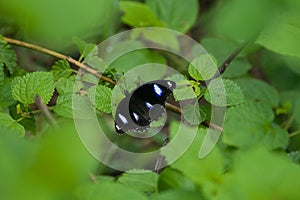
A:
[[3, 37, 116, 85], [289, 130, 300, 138]]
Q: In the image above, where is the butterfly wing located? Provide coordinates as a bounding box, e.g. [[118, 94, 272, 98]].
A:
[[114, 80, 175, 134]]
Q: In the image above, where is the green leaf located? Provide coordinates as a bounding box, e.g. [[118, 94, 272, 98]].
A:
[[84, 47, 108, 73], [88, 85, 112, 113], [72, 37, 96, 62], [205, 79, 244, 106], [11, 72, 55, 105], [257, 12, 300, 58], [77, 182, 148, 200], [211, 0, 280, 40], [110, 41, 166, 73], [55, 78, 83, 95], [173, 86, 196, 101], [0, 112, 25, 136], [279, 91, 300, 126], [0, 63, 4, 85], [53, 94, 91, 119], [222, 59, 251, 78], [0, 38, 17, 75], [223, 102, 289, 150], [171, 127, 224, 197], [288, 151, 300, 164], [158, 167, 196, 192], [182, 103, 204, 125], [0, 79, 15, 108], [188, 54, 217, 81], [282, 55, 300, 75], [146, 0, 198, 33], [216, 149, 300, 200], [50, 60, 73, 81], [260, 50, 300, 91], [235, 78, 279, 107], [119, 1, 163, 28], [118, 170, 159, 194], [153, 190, 202, 200], [132, 29, 179, 51], [201, 37, 241, 64]]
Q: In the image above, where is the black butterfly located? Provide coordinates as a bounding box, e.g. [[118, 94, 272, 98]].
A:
[[114, 80, 176, 134]]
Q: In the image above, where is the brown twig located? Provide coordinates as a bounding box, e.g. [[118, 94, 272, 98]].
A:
[[3, 37, 116, 85], [34, 95, 57, 126]]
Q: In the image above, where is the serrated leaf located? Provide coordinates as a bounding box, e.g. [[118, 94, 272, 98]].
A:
[[0, 38, 17, 75], [223, 102, 289, 149], [84, 47, 107, 73], [0, 112, 25, 136], [72, 37, 96, 62], [118, 171, 159, 194], [53, 94, 91, 119], [120, 1, 163, 28], [188, 54, 217, 81], [205, 79, 244, 106], [88, 85, 112, 113], [11, 72, 55, 105], [146, 0, 198, 33], [50, 60, 73, 81], [235, 78, 279, 107], [0, 79, 16, 108], [182, 103, 204, 125], [55, 78, 83, 95]]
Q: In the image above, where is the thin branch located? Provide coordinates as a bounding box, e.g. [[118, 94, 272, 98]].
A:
[[3, 37, 116, 85], [35, 95, 57, 126], [208, 39, 253, 82]]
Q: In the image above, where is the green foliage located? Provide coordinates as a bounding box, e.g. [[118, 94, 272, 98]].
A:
[[0, 37, 17, 76], [120, 1, 163, 28], [88, 85, 112, 113], [11, 72, 55, 105], [1, 1, 300, 199], [216, 149, 300, 200], [50, 60, 73, 81], [158, 167, 196, 192], [117, 170, 159, 194], [235, 78, 279, 107], [72, 37, 97, 62], [205, 79, 244, 106], [188, 54, 217, 81], [0, 112, 25, 136], [223, 102, 289, 150], [0, 79, 16, 108], [146, 0, 198, 33]]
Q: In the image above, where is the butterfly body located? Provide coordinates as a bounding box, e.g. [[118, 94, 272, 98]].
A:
[[114, 80, 175, 134]]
